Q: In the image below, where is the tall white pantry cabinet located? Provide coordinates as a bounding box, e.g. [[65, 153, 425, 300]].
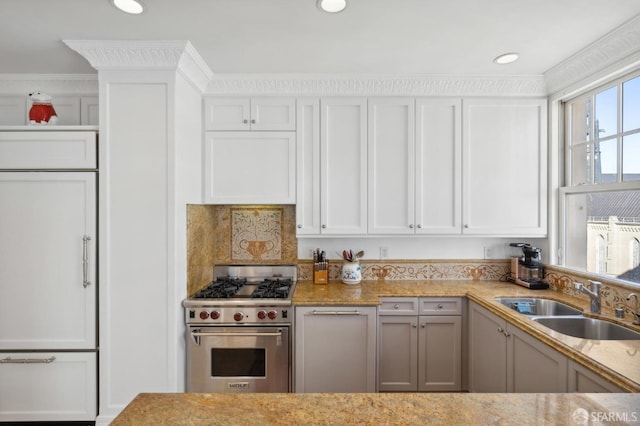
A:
[[0, 129, 98, 422]]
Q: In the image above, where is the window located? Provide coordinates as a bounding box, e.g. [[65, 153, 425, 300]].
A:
[[561, 72, 640, 285]]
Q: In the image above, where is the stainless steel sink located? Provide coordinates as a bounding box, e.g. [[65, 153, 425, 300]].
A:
[[495, 297, 582, 316], [533, 316, 640, 340]]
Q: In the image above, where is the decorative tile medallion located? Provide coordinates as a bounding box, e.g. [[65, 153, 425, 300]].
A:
[[231, 208, 282, 261]]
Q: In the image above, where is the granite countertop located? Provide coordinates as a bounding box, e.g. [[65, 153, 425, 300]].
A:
[[293, 279, 640, 392], [112, 392, 640, 425]]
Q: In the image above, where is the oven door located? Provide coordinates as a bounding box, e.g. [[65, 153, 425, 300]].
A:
[[187, 326, 290, 393]]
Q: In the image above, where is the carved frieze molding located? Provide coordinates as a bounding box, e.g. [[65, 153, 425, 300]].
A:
[[63, 40, 213, 93], [0, 74, 98, 95], [544, 14, 640, 96], [205, 74, 548, 97]]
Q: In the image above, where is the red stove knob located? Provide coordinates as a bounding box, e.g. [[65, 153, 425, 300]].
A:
[[268, 310, 278, 320], [210, 310, 220, 320], [199, 311, 209, 320], [257, 310, 267, 320], [234, 312, 244, 322]]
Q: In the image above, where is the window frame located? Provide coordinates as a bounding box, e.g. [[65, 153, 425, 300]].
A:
[[559, 70, 640, 286]]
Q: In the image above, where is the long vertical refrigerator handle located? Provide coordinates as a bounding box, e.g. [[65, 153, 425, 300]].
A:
[[83, 235, 91, 288]]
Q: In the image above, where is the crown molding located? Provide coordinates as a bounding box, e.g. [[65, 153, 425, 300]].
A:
[[0, 74, 98, 95], [63, 40, 213, 93], [544, 14, 640, 96], [205, 74, 547, 96]]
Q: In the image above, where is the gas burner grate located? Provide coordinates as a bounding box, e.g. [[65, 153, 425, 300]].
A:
[[252, 278, 293, 299], [192, 278, 247, 299]]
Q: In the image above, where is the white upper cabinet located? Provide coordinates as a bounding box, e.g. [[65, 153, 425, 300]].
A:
[[368, 97, 415, 234], [462, 98, 547, 236], [415, 98, 462, 234], [367, 98, 461, 235], [296, 98, 321, 235], [204, 97, 296, 131], [204, 131, 296, 204], [320, 97, 368, 235]]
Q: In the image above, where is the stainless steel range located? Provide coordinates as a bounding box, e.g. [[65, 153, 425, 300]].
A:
[[183, 265, 296, 393]]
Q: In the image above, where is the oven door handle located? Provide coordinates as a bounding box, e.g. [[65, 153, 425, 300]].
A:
[[311, 310, 360, 316], [191, 331, 283, 337], [190, 329, 283, 347]]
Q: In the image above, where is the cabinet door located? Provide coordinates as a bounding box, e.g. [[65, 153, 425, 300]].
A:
[[415, 98, 462, 234], [0, 172, 96, 350], [418, 316, 461, 391], [80, 96, 99, 125], [368, 97, 415, 234], [204, 131, 296, 204], [462, 98, 547, 236], [378, 316, 418, 391], [320, 98, 368, 234], [508, 326, 567, 392], [0, 131, 97, 169], [251, 97, 296, 131], [0, 96, 26, 125], [0, 352, 96, 422], [204, 97, 251, 130], [296, 98, 321, 235], [567, 360, 624, 393], [468, 302, 508, 392], [295, 306, 376, 393]]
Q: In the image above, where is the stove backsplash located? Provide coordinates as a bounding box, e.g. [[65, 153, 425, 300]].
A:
[[187, 204, 297, 296]]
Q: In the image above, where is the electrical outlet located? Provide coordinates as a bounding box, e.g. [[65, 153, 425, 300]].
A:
[[380, 247, 389, 259], [484, 246, 493, 259]]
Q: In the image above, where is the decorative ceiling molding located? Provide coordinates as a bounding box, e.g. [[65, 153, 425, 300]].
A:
[[544, 14, 640, 95], [0, 74, 98, 95], [63, 40, 213, 93], [205, 74, 547, 96]]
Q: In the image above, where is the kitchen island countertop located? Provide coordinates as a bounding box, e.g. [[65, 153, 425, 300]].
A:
[[112, 392, 640, 425]]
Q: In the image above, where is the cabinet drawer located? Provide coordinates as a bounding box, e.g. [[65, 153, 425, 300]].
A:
[[379, 298, 419, 315], [0, 352, 96, 422], [419, 297, 461, 315], [0, 131, 96, 169]]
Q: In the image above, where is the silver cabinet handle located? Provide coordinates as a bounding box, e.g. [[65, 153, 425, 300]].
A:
[[322, 224, 327, 229], [297, 224, 302, 229], [437, 304, 443, 309], [409, 224, 414, 229], [312, 310, 360, 316], [417, 224, 422, 229], [412, 323, 417, 328], [243, 119, 249, 124], [393, 304, 399, 309], [1, 356, 56, 364], [251, 119, 256, 124], [82, 235, 91, 288]]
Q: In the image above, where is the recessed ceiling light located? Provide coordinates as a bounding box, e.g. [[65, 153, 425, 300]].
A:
[[317, 0, 347, 13], [111, 0, 144, 14], [494, 53, 519, 65]]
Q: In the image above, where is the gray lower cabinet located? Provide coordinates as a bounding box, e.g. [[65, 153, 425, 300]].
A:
[[567, 360, 625, 392], [294, 306, 376, 392], [469, 301, 567, 393], [378, 298, 462, 392]]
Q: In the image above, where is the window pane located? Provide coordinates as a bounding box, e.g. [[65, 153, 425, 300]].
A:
[[623, 133, 640, 182], [570, 143, 590, 185], [595, 86, 618, 139], [594, 139, 617, 184], [565, 190, 640, 284], [570, 97, 590, 144], [623, 76, 640, 132]]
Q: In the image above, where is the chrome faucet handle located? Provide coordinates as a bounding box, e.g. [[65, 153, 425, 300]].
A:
[[573, 282, 584, 291], [627, 293, 640, 326]]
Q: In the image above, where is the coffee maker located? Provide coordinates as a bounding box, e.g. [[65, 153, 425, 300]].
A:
[[508, 243, 549, 289]]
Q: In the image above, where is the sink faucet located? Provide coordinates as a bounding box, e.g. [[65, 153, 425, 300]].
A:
[[627, 293, 640, 325], [574, 280, 602, 314]]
